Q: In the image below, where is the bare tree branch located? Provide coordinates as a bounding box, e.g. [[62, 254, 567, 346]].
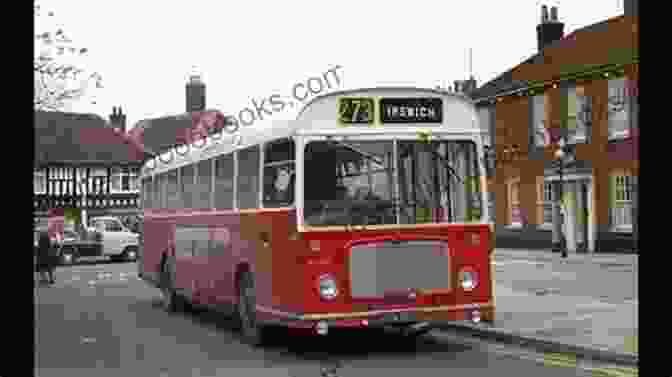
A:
[[34, 3, 102, 111]]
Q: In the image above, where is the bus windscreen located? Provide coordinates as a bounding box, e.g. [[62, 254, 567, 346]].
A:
[[303, 140, 483, 226]]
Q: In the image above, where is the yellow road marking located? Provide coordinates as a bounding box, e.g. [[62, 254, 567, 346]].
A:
[[542, 352, 577, 368], [623, 335, 638, 354], [587, 366, 638, 377], [540, 352, 638, 377]]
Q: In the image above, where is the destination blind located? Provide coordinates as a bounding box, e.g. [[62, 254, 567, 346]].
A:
[[380, 98, 442, 124]]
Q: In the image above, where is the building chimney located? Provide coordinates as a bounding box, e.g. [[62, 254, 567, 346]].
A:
[[550, 6, 558, 21], [624, 0, 638, 17], [464, 76, 478, 93], [109, 106, 127, 133], [452, 77, 478, 95], [536, 4, 564, 52], [186, 74, 206, 113]]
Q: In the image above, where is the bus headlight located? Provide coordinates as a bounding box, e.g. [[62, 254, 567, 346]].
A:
[[317, 274, 339, 300], [459, 268, 478, 291]]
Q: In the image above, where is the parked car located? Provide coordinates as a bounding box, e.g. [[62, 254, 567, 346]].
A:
[[88, 216, 140, 262], [57, 216, 140, 265], [58, 230, 82, 265]]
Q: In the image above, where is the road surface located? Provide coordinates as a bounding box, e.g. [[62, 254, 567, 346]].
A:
[[35, 261, 622, 377]]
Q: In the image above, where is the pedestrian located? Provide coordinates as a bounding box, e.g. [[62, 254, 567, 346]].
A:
[[36, 231, 55, 285], [49, 232, 61, 283]]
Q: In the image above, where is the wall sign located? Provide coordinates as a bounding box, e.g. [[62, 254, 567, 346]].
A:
[[380, 98, 443, 124]]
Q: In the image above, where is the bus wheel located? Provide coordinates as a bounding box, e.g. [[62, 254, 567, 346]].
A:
[[160, 258, 185, 313], [237, 271, 268, 346]]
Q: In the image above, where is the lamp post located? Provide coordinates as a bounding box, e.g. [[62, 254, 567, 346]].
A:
[[553, 137, 575, 259]]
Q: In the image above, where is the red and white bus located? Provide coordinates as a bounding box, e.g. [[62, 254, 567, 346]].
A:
[[138, 87, 494, 346]]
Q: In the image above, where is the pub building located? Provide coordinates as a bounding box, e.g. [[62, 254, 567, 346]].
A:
[[34, 107, 147, 231], [470, 3, 638, 253]]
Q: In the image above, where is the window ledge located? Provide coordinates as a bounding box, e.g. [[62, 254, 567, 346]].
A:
[[611, 225, 633, 233], [537, 223, 553, 231], [505, 223, 523, 230]]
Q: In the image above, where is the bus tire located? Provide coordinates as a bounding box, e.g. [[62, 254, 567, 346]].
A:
[[237, 271, 268, 347], [160, 257, 186, 314]]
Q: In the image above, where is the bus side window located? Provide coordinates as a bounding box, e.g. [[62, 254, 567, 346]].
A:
[[237, 146, 260, 209], [181, 164, 195, 209], [166, 169, 179, 209], [153, 174, 162, 209], [197, 159, 212, 210], [215, 153, 234, 210], [160, 172, 169, 209], [263, 138, 295, 207], [150, 176, 159, 210]]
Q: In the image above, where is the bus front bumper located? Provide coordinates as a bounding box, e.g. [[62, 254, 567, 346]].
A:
[[257, 302, 495, 335]]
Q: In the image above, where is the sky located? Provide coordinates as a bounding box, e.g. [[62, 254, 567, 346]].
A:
[[35, 0, 625, 130]]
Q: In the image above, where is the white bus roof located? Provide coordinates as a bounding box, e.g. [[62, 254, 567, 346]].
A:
[[142, 87, 481, 178]]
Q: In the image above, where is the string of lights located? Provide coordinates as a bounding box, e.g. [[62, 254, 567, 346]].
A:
[[476, 58, 638, 106]]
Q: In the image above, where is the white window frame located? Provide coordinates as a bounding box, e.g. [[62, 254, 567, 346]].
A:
[[76, 168, 87, 196], [567, 85, 588, 143], [506, 178, 522, 228], [611, 173, 633, 231], [89, 168, 108, 195], [607, 77, 630, 141], [537, 178, 554, 230], [34, 169, 46, 194], [110, 167, 140, 194], [532, 94, 549, 147]]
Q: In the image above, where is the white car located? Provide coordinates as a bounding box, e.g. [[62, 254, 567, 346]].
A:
[[88, 216, 140, 262]]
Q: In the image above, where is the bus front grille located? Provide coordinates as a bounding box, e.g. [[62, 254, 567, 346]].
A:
[[348, 240, 451, 299]]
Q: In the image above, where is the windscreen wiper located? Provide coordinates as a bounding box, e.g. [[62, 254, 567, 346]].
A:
[[404, 143, 463, 183], [430, 150, 464, 184]]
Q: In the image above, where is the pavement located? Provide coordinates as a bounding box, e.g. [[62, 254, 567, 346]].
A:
[[439, 248, 638, 368]]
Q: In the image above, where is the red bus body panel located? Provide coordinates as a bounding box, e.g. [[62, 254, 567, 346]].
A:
[[140, 207, 495, 327]]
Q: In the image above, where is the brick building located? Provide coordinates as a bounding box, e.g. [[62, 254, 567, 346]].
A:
[[471, 3, 638, 253]]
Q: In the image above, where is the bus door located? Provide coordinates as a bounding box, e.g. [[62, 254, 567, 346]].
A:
[[207, 224, 237, 306], [173, 226, 204, 304], [190, 226, 213, 304]]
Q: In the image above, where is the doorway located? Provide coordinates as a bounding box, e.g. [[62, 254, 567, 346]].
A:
[[559, 178, 594, 253]]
